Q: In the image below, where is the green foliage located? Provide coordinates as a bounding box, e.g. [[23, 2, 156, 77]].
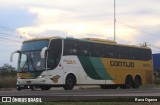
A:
[[0, 64, 17, 77], [0, 76, 16, 88], [0, 64, 17, 88], [153, 78, 160, 85]]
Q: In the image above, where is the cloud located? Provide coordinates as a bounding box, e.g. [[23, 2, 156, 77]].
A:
[[1, 0, 160, 67], [0, 7, 37, 29], [16, 6, 141, 42], [1, 0, 160, 45]]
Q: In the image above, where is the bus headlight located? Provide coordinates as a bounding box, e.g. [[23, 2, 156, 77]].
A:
[[17, 76, 22, 79], [37, 75, 46, 78]]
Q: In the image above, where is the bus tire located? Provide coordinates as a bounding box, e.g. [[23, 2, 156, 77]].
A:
[[120, 75, 133, 89], [63, 74, 76, 90], [31, 86, 36, 91], [132, 76, 141, 89], [17, 86, 21, 91], [40, 86, 51, 90]]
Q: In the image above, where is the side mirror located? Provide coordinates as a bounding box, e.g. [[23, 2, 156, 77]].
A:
[[10, 50, 20, 62], [41, 47, 48, 58]]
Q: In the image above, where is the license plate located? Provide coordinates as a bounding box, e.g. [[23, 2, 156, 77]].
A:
[[26, 81, 31, 84]]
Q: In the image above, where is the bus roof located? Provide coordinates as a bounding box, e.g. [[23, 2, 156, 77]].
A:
[[23, 36, 61, 42], [82, 38, 117, 44], [23, 36, 151, 49], [65, 37, 150, 49]]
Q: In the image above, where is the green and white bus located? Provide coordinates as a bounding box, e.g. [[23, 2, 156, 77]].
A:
[[11, 36, 153, 91]]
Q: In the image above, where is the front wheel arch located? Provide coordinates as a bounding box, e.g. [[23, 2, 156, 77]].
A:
[[63, 73, 76, 90]]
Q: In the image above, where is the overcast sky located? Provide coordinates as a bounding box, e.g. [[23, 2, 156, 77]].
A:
[[0, 0, 160, 67]]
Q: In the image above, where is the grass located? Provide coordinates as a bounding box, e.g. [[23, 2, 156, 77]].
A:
[[0, 76, 16, 88], [153, 78, 160, 85]]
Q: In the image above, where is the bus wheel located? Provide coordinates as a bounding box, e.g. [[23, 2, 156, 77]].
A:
[[17, 86, 21, 91], [31, 86, 36, 91], [132, 76, 141, 89], [40, 86, 51, 90], [63, 74, 76, 90], [120, 75, 133, 89]]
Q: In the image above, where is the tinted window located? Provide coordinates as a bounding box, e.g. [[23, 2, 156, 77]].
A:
[[140, 49, 152, 60], [90, 43, 104, 57], [117, 46, 128, 59], [47, 39, 62, 69], [21, 40, 49, 51], [78, 41, 91, 56], [104, 45, 117, 58], [64, 40, 78, 55], [63, 39, 152, 61]]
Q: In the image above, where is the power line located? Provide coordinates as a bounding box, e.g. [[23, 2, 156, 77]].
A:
[[141, 31, 159, 38], [0, 25, 16, 31], [0, 32, 24, 39], [149, 45, 160, 50], [116, 21, 160, 39], [0, 25, 35, 39], [148, 45, 160, 53], [0, 36, 22, 43]]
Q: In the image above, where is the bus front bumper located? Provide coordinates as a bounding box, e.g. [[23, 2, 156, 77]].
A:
[[16, 78, 47, 86]]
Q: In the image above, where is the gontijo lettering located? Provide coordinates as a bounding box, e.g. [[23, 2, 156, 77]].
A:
[[110, 61, 134, 67]]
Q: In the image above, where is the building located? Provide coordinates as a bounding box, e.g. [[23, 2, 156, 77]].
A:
[[152, 53, 160, 77]]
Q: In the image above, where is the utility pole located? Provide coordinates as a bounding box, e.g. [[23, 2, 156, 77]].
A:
[[114, 0, 116, 42]]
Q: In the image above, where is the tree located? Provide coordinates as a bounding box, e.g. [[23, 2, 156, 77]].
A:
[[0, 64, 16, 76]]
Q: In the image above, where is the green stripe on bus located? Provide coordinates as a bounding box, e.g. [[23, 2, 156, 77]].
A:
[[78, 56, 103, 80], [89, 57, 112, 80], [78, 56, 112, 80]]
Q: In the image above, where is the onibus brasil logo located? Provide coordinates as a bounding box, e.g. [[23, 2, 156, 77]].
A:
[[1, 97, 42, 102]]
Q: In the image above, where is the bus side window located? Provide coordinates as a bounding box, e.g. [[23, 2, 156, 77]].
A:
[[104, 45, 117, 58], [90, 43, 98, 57], [104, 45, 111, 58], [131, 48, 137, 60], [137, 49, 144, 60], [132, 48, 152, 61], [64, 40, 78, 55], [78, 41, 91, 56], [117, 46, 122, 59], [117, 46, 129, 59], [144, 49, 152, 60], [96, 44, 104, 57], [128, 48, 135, 60]]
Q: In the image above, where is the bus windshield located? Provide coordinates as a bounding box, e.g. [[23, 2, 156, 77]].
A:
[[18, 51, 46, 72], [18, 40, 49, 72]]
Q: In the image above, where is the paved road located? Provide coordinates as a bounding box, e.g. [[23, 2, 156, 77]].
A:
[[1, 87, 160, 101]]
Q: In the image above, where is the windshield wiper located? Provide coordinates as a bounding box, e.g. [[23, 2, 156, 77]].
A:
[[21, 60, 28, 72], [29, 56, 37, 71]]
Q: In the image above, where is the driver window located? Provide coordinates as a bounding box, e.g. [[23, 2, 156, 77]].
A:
[[19, 54, 28, 71]]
